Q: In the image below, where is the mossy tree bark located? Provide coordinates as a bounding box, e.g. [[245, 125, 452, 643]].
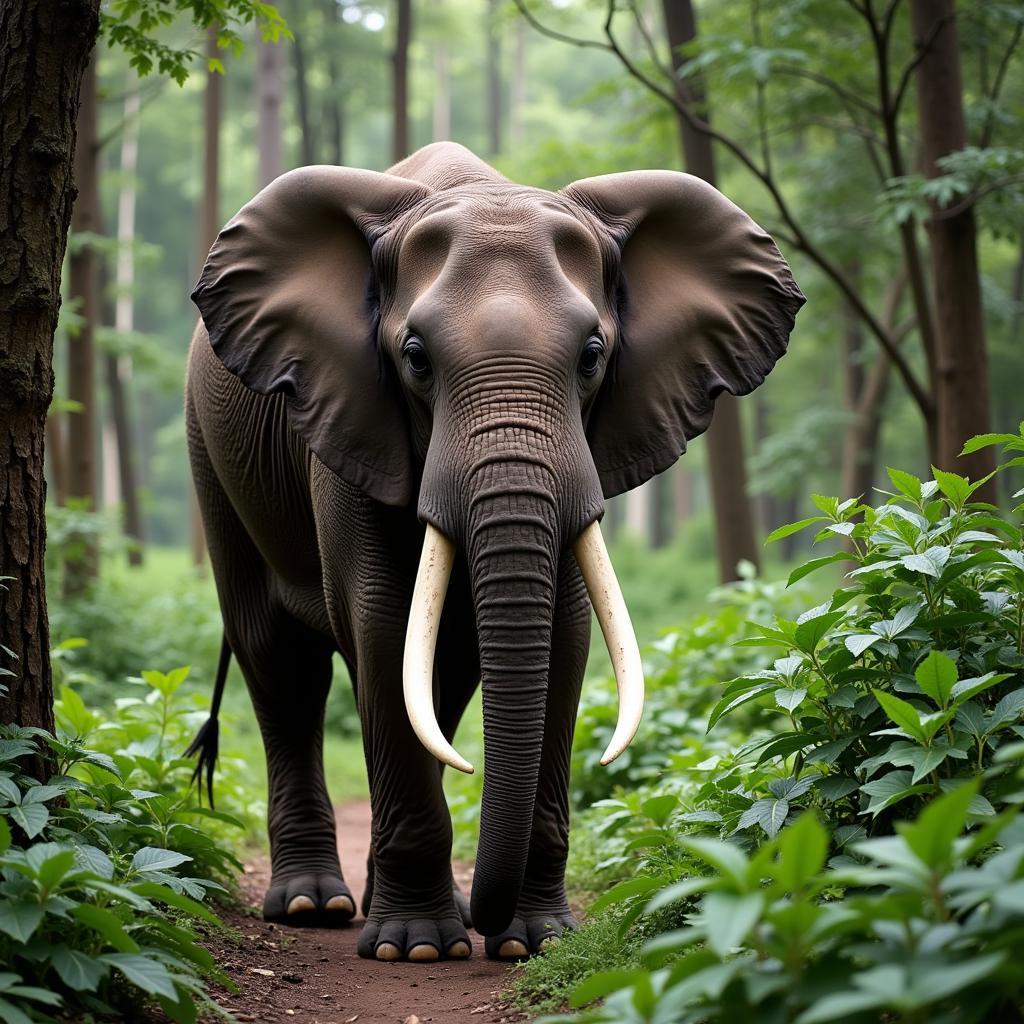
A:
[[0, 0, 101, 733]]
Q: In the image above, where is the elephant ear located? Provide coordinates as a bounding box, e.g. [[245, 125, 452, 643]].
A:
[[192, 166, 431, 506], [562, 170, 805, 498]]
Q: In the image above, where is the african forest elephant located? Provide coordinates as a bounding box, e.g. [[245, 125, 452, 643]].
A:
[[185, 142, 803, 963]]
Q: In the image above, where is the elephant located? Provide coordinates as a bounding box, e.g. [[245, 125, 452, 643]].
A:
[[184, 142, 803, 964]]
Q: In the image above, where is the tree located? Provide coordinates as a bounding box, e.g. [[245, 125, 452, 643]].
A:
[[393, 0, 412, 162], [910, 0, 995, 490], [0, 0, 100, 735], [258, 34, 285, 181], [486, 0, 504, 155], [661, 0, 761, 580]]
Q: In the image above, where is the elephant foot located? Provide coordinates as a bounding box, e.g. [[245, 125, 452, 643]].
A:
[[357, 915, 471, 962], [484, 911, 577, 961], [362, 855, 473, 930], [263, 871, 356, 928]]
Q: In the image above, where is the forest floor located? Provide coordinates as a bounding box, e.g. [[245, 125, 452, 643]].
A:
[[198, 801, 529, 1024]]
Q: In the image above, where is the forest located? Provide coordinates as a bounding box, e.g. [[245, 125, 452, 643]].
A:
[[1, 0, 1023, 1021]]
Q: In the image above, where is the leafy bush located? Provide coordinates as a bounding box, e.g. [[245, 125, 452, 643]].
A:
[[0, 661, 256, 1023], [519, 431, 1024, 1022]]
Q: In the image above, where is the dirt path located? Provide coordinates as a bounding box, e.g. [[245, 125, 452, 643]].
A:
[[206, 801, 528, 1024]]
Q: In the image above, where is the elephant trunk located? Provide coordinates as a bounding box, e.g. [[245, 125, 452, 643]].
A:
[[466, 462, 559, 936]]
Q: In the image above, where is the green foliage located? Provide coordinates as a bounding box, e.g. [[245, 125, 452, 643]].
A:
[[519, 437, 1024, 1021], [0, 662, 255, 1022], [102, 0, 290, 84]]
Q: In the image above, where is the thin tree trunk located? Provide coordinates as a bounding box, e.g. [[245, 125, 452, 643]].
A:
[[65, 53, 101, 597], [257, 35, 284, 184], [662, 0, 760, 581], [433, 42, 451, 140], [392, 0, 411, 163], [111, 79, 143, 565], [293, 33, 315, 166], [486, 0, 503, 156], [323, 0, 344, 164], [45, 414, 68, 507], [910, 0, 995, 496], [511, 18, 526, 148], [672, 464, 693, 525], [192, 25, 222, 568], [625, 482, 651, 542], [0, 0, 100, 736]]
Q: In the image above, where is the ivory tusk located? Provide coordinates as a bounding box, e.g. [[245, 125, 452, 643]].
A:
[[403, 524, 475, 774], [573, 521, 644, 765]]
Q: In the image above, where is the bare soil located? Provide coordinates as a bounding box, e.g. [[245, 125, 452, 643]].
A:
[[200, 801, 529, 1024]]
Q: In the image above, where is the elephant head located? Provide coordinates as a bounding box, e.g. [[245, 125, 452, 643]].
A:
[[191, 142, 804, 934]]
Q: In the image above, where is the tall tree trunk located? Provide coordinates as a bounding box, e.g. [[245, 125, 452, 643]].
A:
[[392, 0, 411, 163], [110, 79, 144, 565], [486, 0, 503, 156], [323, 0, 345, 165], [65, 53, 101, 597], [293, 33, 315, 166], [257, 35, 284, 184], [649, 474, 671, 549], [192, 25, 222, 568], [0, 0, 100, 735], [909, 0, 995, 495], [662, 0, 760, 581], [433, 42, 451, 140], [510, 18, 526, 148], [625, 482, 651, 542]]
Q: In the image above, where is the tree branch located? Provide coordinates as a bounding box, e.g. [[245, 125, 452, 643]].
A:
[[979, 18, 1024, 148]]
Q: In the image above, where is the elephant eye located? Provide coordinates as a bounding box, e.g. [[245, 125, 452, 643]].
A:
[[579, 336, 604, 378], [403, 337, 431, 378]]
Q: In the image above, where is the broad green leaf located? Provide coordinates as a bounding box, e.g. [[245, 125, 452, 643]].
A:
[[681, 837, 751, 889], [873, 689, 924, 740], [0, 996, 35, 1024], [0, 819, 9, 855], [644, 877, 714, 913], [640, 794, 678, 826], [950, 672, 1010, 706], [0, 900, 44, 942], [887, 467, 922, 501], [901, 546, 950, 577], [570, 969, 643, 1008], [960, 432, 1020, 455], [932, 467, 971, 508], [130, 847, 192, 874], [787, 552, 849, 586], [765, 516, 827, 545], [816, 776, 860, 802], [7, 803, 47, 839], [70, 903, 140, 953], [588, 876, 665, 915], [775, 688, 807, 713], [897, 782, 977, 870], [700, 891, 763, 956], [50, 947, 106, 991], [737, 797, 789, 838], [774, 812, 827, 890], [99, 953, 178, 1000], [846, 633, 880, 657], [915, 650, 957, 707], [793, 610, 845, 654], [860, 771, 931, 816], [707, 682, 778, 731]]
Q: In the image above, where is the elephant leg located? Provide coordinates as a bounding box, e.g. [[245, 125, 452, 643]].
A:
[[353, 617, 471, 963], [485, 553, 588, 960], [187, 414, 354, 928]]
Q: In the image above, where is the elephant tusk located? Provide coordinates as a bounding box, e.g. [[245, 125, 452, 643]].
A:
[[573, 521, 644, 766], [403, 524, 475, 774]]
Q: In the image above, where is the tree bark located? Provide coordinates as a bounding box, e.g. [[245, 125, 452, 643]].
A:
[[0, 0, 100, 733], [323, 0, 344, 164], [662, 0, 760, 580], [257, 35, 284, 184], [111, 79, 144, 565], [909, 0, 995, 495], [392, 0, 411, 163], [293, 32, 315, 166], [65, 52, 101, 597], [486, 0, 503, 155]]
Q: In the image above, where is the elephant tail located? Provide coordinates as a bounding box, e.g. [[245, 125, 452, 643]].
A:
[[184, 633, 232, 808]]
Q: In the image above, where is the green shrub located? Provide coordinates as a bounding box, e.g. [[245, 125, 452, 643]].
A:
[[0, 660, 256, 1023]]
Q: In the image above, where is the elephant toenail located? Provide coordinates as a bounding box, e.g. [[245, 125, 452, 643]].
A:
[[287, 895, 316, 914], [408, 944, 439, 963], [446, 940, 471, 959], [325, 895, 354, 914], [497, 939, 529, 959], [376, 942, 402, 962]]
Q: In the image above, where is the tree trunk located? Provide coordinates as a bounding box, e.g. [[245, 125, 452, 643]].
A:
[[293, 32, 315, 166], [192, 25, 222, 568], [323, 0, 344, 165], [257, 35, 284, 185], [662, 0, 760, 581], [511, 18, 526, 148], [433, 41, 451, 141], [625, 482, 651, 542], [486, 0, 502, 156], [65, 52, 101, 597], [909, 0, 995, 495], [111, 79, 144, 565], [392, 0, 411, 163], [0, 0, 100, 735]]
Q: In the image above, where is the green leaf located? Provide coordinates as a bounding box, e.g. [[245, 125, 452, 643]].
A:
[[0, 900, 44, 942], [588, 877, 665, 915], [701, 891, 763, 956], [901, 546, 950, 577], [793, 610, 845, 654], [640, 794, 678, 826], [897, 781, 977, 870], [50, 947, 106, 991], [765, 516, 827, 545], [887, 467, 922, 501], [130, 847, 192, 874], [860, 770, 931, 816], [737, 797, 789, 839], [932, 467, 971, 508], [873, 689, 924, 740], [681, 837, 751, 889], [775, 687, 807, 713], [915, 651, 957, 707], [644, 877, 714, 913], [845, 633, 880, 657], [99, 953, 178, 1000], [960, 432, 1020, 455], [8, 803, 48, 839], [787, 552, 849, 586], [774, 812, 827, 890], [570, 969, 642, 1008], [70, 904, 140, 953], [950, 672, 1011, 706], [0, 819, 9, 856], [707, 682, 778, 731]]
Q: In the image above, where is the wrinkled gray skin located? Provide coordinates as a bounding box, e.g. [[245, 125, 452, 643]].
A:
[[185, 143, 803, 963]]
